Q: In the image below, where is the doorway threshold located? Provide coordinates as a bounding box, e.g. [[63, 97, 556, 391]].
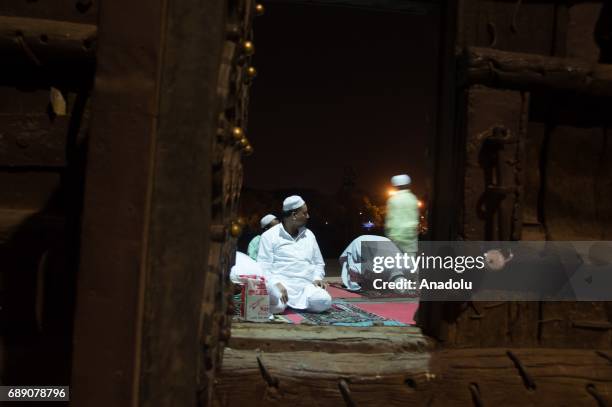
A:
[[228, 322, 433, 353]]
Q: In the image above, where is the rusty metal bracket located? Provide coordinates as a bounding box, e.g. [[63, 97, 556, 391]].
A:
[[506, 351, 536, 390], [338, 379, 356, 407], [586, 384, 608, 407], [469, 383, 484, 407], [256, 355, 279, 388]]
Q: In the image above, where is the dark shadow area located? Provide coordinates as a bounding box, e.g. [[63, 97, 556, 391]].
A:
[[241, 2, 440, 257], [0, 85, 90, 403]]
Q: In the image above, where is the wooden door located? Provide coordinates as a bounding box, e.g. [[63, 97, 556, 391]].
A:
[[70, 0, 257, 405], [436, 0, 612, 349]]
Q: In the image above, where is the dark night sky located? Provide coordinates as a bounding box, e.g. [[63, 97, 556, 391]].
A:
[[243, 2, 441, 203]]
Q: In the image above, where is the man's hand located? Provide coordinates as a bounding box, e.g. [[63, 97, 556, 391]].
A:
[[275, 282, 288, 304], [313, 279, 328, 289]]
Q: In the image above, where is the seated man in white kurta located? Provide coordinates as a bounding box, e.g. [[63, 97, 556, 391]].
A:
[[257, 195, 332, 314]]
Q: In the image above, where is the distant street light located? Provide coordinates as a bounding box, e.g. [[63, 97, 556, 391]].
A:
[[362, 220, 375, 230]]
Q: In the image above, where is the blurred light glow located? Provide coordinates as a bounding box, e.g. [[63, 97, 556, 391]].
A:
[[417, 200, 424, 208], [388, 189, 397, 196], [362, 220, 375, 230]]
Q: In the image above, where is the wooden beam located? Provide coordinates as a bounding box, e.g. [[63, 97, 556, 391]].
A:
[[217, 348, 433, 406], [262, 0, 439, 14], [70, 0, 223, 405], [420, 0, 459, 341], [229, 323, 433, 353], [216, 348, 612, 406], [0, 16, 96, 65], [464, 46, 612, 97], [0, 112, 70, 167]]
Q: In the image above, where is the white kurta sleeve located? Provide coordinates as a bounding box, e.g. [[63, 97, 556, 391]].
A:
[[311, 234, 326, 281], [257, 232, 275, 283]]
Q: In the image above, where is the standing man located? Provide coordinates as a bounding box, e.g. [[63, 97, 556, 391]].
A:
[[257, 195, 332, 314], [385, 174, 419, 256], [247, 214, 279, 260]]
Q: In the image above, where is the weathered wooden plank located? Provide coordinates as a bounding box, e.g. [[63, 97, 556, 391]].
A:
[[69, 5, 162, 401], [0, 16, 96, 66], [432, 348, 612, 407], [507, 302, 539, 347], [464, 46, 612, 97], [545, 126, 609, 240], [0, 85, 91, 167], [0, 113, 69, 167], [522, 121, 546, 226], [566, 2, 603, 63], [446, 302, 483, 347], [229, 323, 433, 353], [0, 208, 64, 244], [552, 2, 569, 57], [0, 1, 98, 24], [217, 349, 433, 407], [138, 0, 224, 405], [419, 0, 459, 340], [217, 348, 612, 406], [217, 41, 237, 108], [69, 0, 235, 403], [460, 0, 556, 55], [540, 302, 612, 348], [0, 171, 61, 209], [478, 302, 510, 347]]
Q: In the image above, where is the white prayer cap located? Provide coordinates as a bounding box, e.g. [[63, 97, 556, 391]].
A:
[[282, 195, 305, 211], [391, 174, 411, 187], [260, 214, 277, 229]]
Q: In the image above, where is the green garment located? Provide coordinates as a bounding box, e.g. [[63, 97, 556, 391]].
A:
[[385, 189, 419, 254], [247, 235, 261, 260]]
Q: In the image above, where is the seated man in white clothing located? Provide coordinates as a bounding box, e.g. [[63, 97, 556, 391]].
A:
[[257, 195, 332, 314]]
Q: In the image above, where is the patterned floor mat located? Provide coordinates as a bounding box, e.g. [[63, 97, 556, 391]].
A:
[[233, 294, 409, 326], [293, 299, 406, 326]]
